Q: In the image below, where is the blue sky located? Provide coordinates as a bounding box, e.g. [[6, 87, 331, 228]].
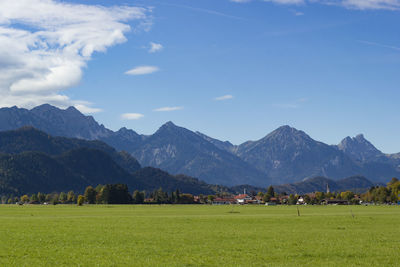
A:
[[0, 0, 399, 152]]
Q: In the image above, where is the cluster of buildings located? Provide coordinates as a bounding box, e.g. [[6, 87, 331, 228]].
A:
[[211, 192, 282, 205]]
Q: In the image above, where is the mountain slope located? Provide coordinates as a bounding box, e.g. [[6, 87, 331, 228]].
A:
[[132, 167, 229, 195], [0, 150, 228, 196], [131, 122, 269, 186], [0, 127, 229, 195], [195, 132, 236, 153], [0, 150, 137, 195], [0, 127, 141, 173], [235, 126, 362, 184]]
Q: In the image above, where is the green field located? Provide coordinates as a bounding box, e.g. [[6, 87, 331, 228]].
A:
[[0, 205, 399, 266]]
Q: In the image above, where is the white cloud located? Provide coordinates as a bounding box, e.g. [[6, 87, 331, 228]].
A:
[[149, 42, 163, 53], [153, 106, 184, 112], [214, 94, 234, 101], [121, 113, 144, 120], [0, 0, 150, 113], [125, 66, 159, 75]]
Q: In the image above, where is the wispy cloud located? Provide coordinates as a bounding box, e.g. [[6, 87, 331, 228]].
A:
[[125, 66, 159, 75], [153, 106, 184, 112], [121, 113, 144, 120], [290, 9, 305, 15], [162, 3, 246, 20], [358, 40, 400, 51], [338, 0, 400, 10], [274, 97, 308, 109], [149, 42, 163, 53], [214, 94, 234, 101], [264, 0, 305, 4], [0, 0, 150, 114], [231, 0, 304, 4], [231, 0, 400, 10]]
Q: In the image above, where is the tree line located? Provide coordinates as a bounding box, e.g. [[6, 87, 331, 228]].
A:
[[0, 184, 196, 205], [1, 178, 399, 205]]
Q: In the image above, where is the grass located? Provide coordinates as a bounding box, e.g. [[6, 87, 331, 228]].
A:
[[0, 205, 399, 266]]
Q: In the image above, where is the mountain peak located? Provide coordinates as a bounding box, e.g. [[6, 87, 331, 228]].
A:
[[355, 134, 366, 141], [273, 125, 303, 134], [66, 106, 82, 114], [163, 121, 176, 127], [156, 121, 181, 133], [31, 103, 59, 112], [338, 134, 382, 162], [267, 125, 311, 141]]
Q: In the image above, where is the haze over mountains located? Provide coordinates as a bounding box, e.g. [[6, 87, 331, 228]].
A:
[[0, 104, 399, 187]]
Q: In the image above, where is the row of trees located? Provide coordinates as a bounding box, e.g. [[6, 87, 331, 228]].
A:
[[2, 178, 399, 205], [361, 178, 400, 204], [0, 184, 196, 205], [1, 191, 77, 205], [83, 185, 196, 204]]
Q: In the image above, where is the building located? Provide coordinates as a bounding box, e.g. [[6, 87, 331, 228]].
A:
[[234, 194, 253, 204]]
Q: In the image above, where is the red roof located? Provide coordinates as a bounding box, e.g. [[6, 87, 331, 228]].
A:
[[235, 194, 249, 199], [214, 198, 235, 202]]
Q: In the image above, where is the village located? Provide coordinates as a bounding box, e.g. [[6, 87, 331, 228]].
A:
[[208, 190, 355, 206]]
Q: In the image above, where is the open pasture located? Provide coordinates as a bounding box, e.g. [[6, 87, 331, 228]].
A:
[[0, 205, 399, 266]]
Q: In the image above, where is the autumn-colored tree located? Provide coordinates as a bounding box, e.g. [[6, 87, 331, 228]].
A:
[[84, 186, 96, 204], [20, 195, 29, 203], [77, 195, 84, 206]]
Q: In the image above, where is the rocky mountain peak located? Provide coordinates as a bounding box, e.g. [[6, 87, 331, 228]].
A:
[[156, 121, 185, 135], [338, 134, 382, 162], [263, 125, 313, 145]]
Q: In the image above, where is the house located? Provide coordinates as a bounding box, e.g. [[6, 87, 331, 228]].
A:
[[279, 195, 289, 204], [254, 196, 264, 204], [234, 194, 252, 204]]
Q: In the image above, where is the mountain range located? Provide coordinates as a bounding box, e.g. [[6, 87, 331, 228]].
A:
[[0, 104, 399, 187]]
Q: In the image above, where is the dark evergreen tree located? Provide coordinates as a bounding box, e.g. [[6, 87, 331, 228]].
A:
[[133, 190, 145, 204]]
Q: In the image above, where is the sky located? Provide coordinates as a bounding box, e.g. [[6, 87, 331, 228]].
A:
[[0, 0, 399, 153]]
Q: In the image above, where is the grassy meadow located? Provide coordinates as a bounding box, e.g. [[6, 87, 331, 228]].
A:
[[0, 204, 399, 266]]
